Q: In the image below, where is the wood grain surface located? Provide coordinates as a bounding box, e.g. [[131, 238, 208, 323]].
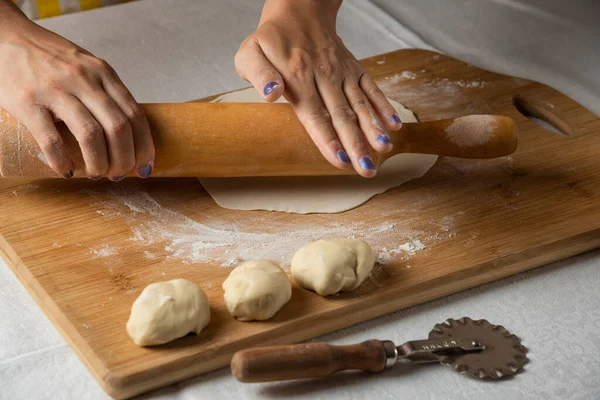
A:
[[1, 49, 599, 399]]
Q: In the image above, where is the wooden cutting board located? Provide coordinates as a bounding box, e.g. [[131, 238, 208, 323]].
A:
[[1, 49, 599, 399]]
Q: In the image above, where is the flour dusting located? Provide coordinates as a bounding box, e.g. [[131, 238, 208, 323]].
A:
[[90, 244, 118, 257], [390, 71, 417, 83], [446, 115, 498, 147], [87, 183, 456, 269], [396, 239, 426, 255], [375, 69, 526, 120], [378, 239, 426, 264], [451, 79, 488, 89]]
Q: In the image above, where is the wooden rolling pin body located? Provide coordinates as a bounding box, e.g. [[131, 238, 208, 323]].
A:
[[0, 104, 517, 178]]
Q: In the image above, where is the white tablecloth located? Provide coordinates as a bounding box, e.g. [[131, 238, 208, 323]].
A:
[[2, 1, 599, 399]]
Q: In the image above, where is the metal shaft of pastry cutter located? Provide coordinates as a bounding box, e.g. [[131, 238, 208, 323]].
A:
[[230, 338, 484, 383], [388, 338, 484, 365]]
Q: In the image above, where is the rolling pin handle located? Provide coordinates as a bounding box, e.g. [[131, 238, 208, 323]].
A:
[[231, 339, 391, 383]]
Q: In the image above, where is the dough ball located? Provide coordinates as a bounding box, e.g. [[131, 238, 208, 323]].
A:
[[126, 278, 210, 346], [291, 239, 375, 296], [223, 260, 291, 321]]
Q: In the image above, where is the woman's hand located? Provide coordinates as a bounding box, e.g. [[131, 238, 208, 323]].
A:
[[0, 5, 154, 180], [235, 0, 402, 178]]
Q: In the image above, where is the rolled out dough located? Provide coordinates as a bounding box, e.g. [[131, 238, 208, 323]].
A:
[[199, 88, 437, 214]]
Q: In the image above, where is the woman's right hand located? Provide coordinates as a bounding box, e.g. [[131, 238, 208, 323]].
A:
[[0, 7, 154, 180]]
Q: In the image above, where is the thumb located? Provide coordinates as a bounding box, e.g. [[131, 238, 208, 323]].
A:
[[235, 40, 285, 102]]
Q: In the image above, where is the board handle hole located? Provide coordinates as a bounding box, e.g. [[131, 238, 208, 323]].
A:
[[512, 95, 572, 136]]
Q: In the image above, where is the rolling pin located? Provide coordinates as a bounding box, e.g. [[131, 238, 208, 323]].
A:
[[0, 103, 517, 178]]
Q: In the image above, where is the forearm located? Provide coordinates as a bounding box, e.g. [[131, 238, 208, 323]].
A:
[[0, 0, 30, 37], [0, 0, 26, 18], [261, 0, 343, 28]]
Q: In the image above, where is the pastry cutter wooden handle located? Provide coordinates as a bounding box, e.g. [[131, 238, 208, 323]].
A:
[[0, 104, 518, 178], [231, 317, 528, 383]]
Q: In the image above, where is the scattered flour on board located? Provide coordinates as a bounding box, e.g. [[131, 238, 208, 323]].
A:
[[90, 244, 118, 257], [396, 239, 426, 254], [378, 240, 426, 264], [445, 115, 498, 148], [451, 79, 488, 89], [87, 183, 459, 269], [390, 71, 417, 83], [144, 250, 161, 260]]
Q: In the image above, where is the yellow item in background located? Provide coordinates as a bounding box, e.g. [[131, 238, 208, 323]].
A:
[[13, 0, 135, 19]]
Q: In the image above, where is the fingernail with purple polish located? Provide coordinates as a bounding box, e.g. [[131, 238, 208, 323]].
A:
[[377, 133, 392, 145], [63, 170, 73, 179], [390, 114, 402, 124], [90, 175, 102, 181], [263, 81, 280, 97], [359, 156, 376, 170], [112, 175, 125, 182], [139, 163, 153, 179], [337, 150, 351, 164]]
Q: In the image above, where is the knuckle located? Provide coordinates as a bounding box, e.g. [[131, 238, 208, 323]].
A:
[[234, 39, 256, 77], [316, 53, 339, 82], [366, 84, 385, 100], [38, 135, 61, 153], [350, 98, 370, 113], [236, 36, 253, 53], [106, 116, 130, 135], [234, 51, 249, 75], [303, 107, 332, 126], [258, 67, 278, 82], [79, 122, 103, 143], [325, 137, 340, 150], [287, 51, 311, 79], [92, 57, 116, 77], [44, 77, 62, 91], [123, 105, 145, 123], [67, 64, 87, 79], [94, 57, 110, 69], [317, 61, 335, 81], [233, 49, 245, 69], [16, 89, 37, 106], [332, 105, 357, 124], [350, 140, 368, 155]]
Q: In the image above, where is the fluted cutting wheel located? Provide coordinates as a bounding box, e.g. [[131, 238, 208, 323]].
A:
[[428, 317, 528, 379]]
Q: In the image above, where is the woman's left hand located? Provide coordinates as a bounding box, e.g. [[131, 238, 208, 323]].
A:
[[235, 0, 402, 178]]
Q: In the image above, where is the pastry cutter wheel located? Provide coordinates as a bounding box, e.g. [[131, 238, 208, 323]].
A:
[[231, 317, 528, 383]]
